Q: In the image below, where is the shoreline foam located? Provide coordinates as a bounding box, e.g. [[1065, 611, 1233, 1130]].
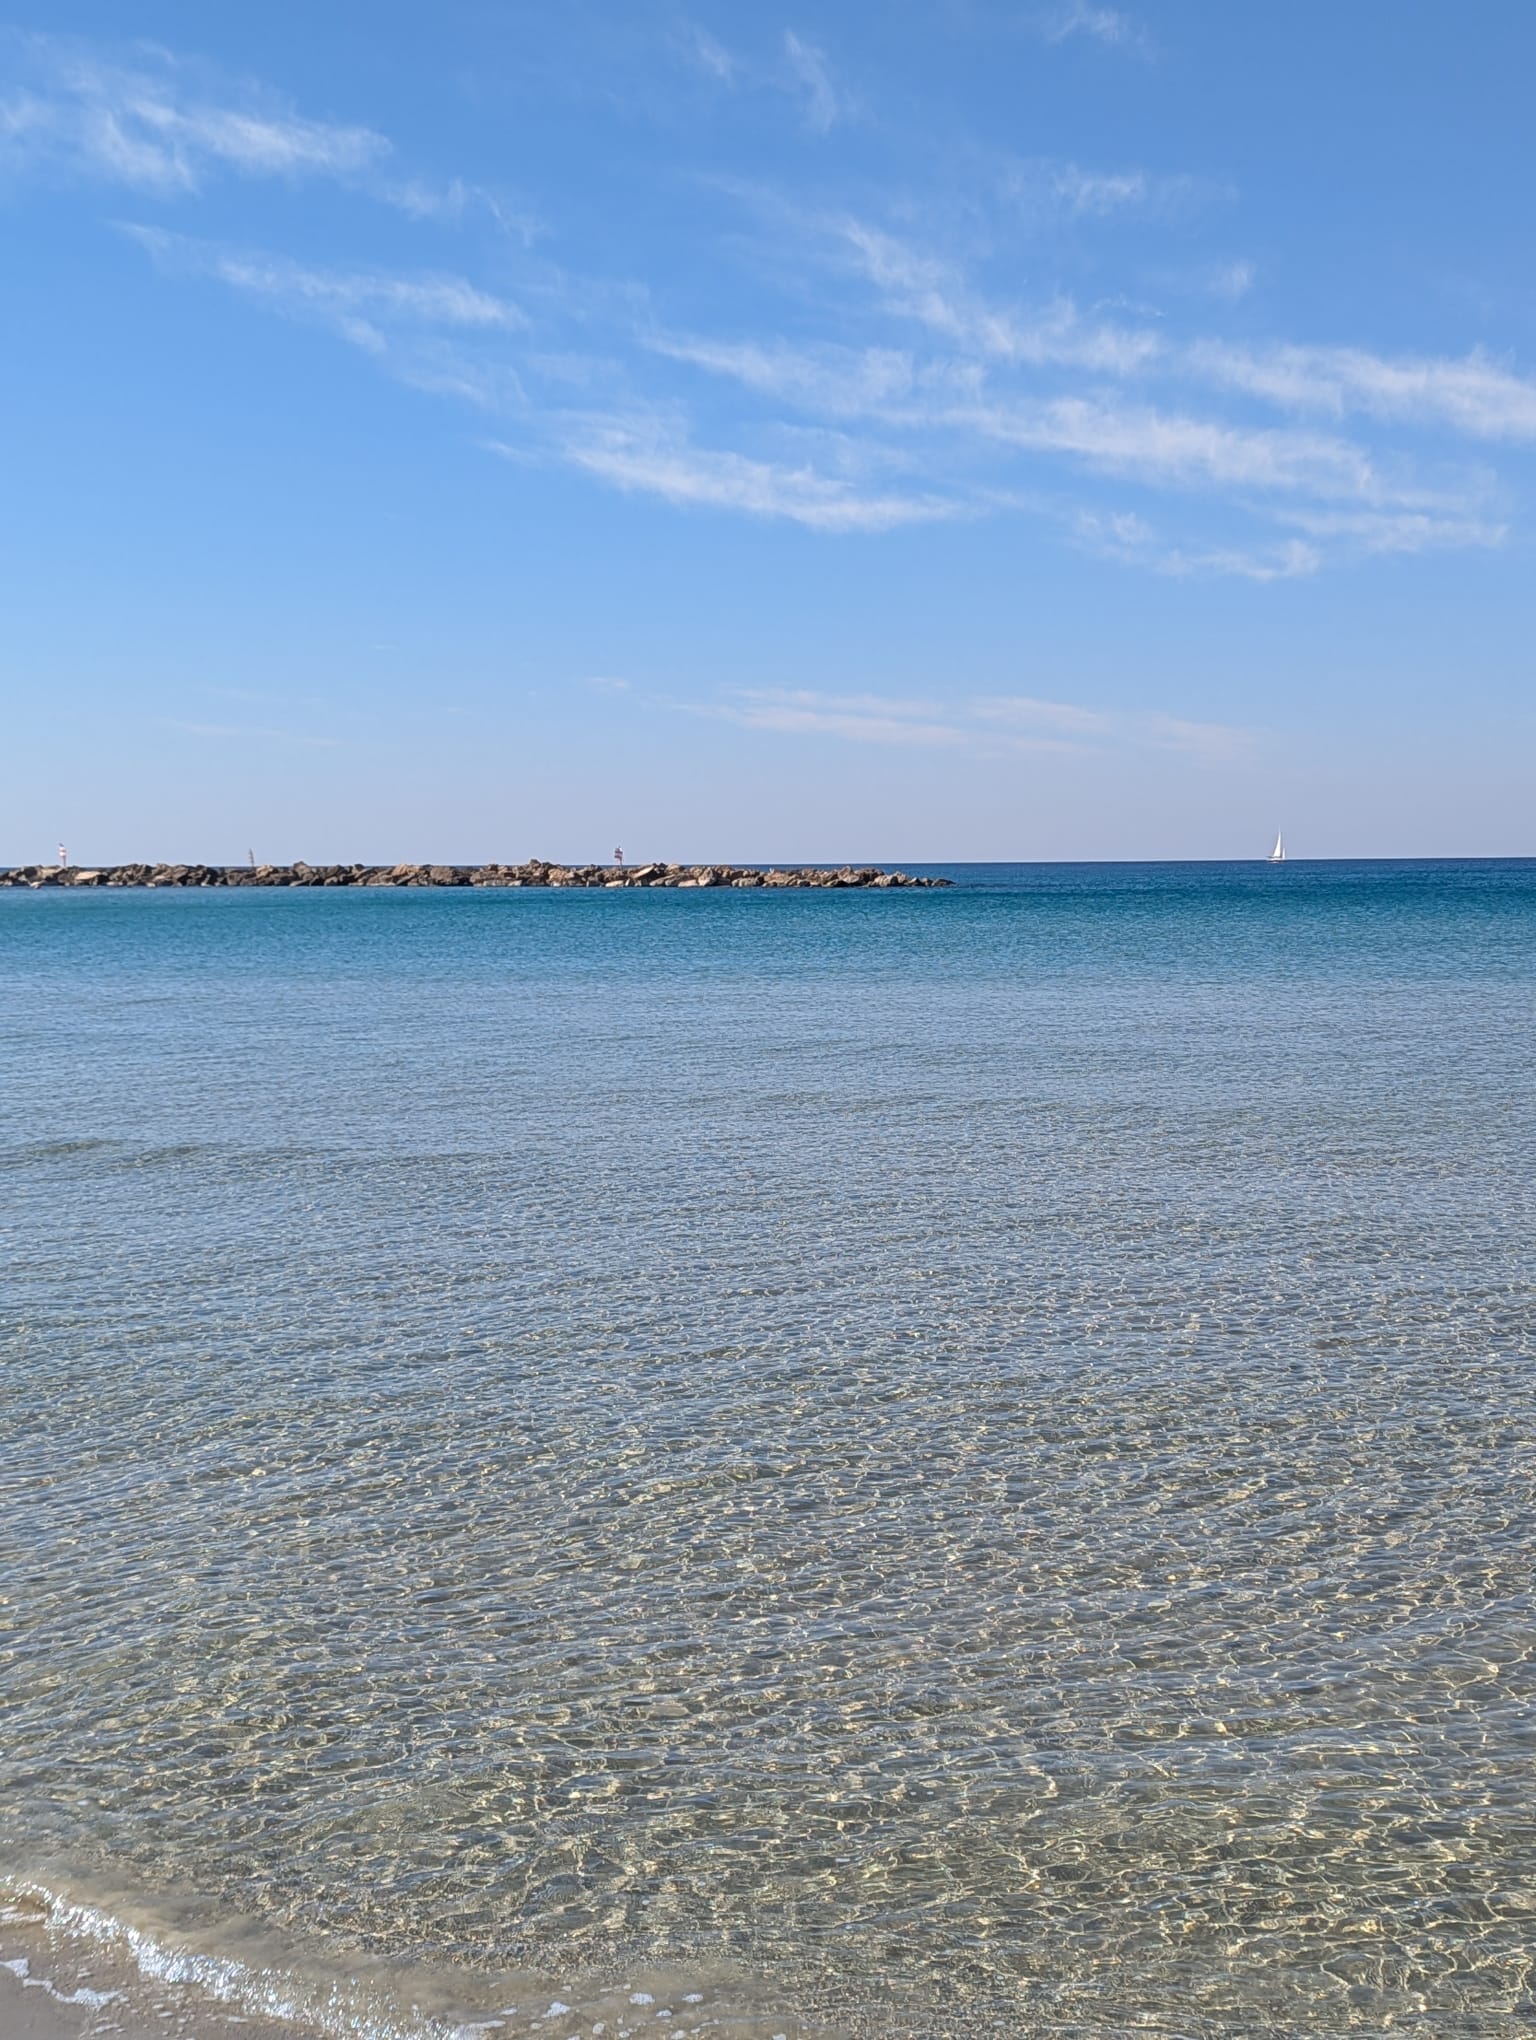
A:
[[0, 1882, 839, 2040]]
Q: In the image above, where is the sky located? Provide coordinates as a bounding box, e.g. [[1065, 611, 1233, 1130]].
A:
[[3, 0, 1534, 863]]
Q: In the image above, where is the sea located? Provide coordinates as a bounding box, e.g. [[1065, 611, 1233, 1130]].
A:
[[2, 861, 1533, 2040]]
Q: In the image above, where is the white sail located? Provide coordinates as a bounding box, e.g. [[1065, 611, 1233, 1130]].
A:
[[1268, 831, 1285, 862]]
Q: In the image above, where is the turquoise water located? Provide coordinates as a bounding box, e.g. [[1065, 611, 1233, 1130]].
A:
[[2, 862, 1534, 2037]]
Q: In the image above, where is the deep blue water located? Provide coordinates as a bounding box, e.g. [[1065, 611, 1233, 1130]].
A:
[[2, 862, 1534, 2038]]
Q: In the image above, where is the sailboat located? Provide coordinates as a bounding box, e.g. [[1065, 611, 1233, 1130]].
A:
[[1267, 830, 1286, 863]]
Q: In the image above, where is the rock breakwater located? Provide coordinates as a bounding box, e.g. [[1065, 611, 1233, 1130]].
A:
[[1, 860, 949, 890]]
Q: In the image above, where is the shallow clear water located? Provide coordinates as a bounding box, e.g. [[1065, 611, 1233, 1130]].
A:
[[2, 863, 1534, 2037]]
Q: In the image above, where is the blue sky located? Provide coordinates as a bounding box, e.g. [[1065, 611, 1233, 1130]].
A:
[[3, 0, 1534, 862]]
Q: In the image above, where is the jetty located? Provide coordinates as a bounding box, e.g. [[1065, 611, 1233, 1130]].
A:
[[1, 860, 949, 890]]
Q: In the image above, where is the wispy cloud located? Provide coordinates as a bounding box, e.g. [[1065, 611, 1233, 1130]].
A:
[[1050, 163, 1182, 216], [658, 310, 1467, 519], [676, 21, 739, 85], [124, 226, 525, 350], [782, 32, 849, 133], [511, 414, 957, 532], [712, 688, 966, 746], [1205, 260, 1256, 302], [649, 332, 920, 413], [832, 218, 1161, 374], [952, 394, 1395, 501], [387, 349, 530, 411], [1187, 339, 1536, 442], [117, 224, 957, 536], [671, 24, 852, 132], [647, 202, 1504, 559], [1, 35, 387, 194], [972, 693, 1252, 759], [1001, 157, 1220, 223], [57, 30, 1528, 579], [969, 694, 1111, 736], [0, 33, 500, 220], [1034, 2, 1154, 59], [1133, 712, 1257, 760], [1071, 510, 1323, 581], [1269, 505, 1507, 556], [704, 686, 1251, 759], [1066, 500, 1500, 578]]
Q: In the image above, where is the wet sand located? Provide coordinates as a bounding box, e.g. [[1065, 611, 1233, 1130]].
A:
[[0, 1908, 298, 2040]]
